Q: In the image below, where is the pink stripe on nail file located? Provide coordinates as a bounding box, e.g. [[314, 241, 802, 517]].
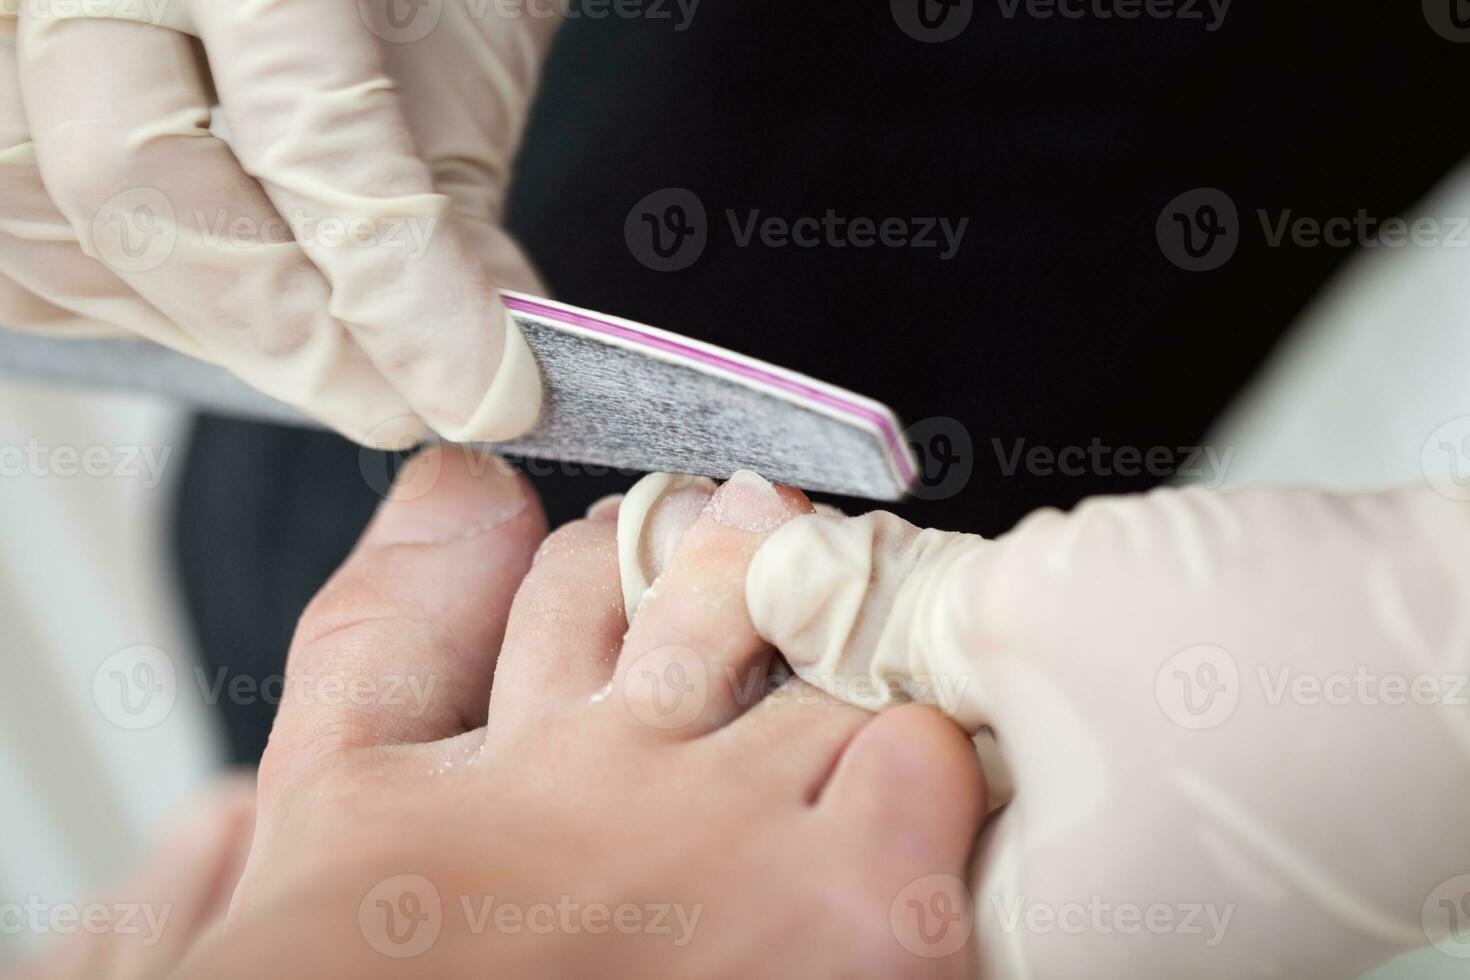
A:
[[502, 294, 916, 488]]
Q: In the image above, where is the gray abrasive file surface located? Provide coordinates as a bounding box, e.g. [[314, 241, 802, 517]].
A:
[[0, 291, 917, 500]]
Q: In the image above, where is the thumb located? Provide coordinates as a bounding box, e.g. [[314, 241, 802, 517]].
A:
[[745, 511, 993, 731]]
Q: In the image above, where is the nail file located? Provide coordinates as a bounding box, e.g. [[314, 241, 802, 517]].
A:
[[0, 291, 917, 500]]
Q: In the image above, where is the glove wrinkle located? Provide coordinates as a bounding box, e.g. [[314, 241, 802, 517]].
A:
[[3, 1, 560, 445], [747, 484, 1470, 978], [1174, 769, 1427, 947]]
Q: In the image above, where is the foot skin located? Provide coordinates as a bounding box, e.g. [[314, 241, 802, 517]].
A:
[[185, 449, 987, 979]]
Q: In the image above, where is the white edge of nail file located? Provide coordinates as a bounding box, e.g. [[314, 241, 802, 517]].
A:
[[0, 290, 918, 500]]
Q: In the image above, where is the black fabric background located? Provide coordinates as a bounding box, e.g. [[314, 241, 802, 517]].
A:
[[174, 2, 1469, 762]]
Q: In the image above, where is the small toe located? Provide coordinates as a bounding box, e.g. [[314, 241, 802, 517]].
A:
[[490, 518, 627, 728], [613, 472, 811, 740]]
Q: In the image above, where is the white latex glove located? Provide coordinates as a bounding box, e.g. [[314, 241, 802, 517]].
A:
[[0, 0, 554, 446], [747, 485, 1470, 978]]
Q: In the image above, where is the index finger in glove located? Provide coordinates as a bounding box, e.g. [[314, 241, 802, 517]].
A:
[[12, 11, 429, 446]]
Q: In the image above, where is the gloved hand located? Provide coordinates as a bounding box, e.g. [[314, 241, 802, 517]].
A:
[[0, 0, 554, 446], [746, 484, 1470, 978]]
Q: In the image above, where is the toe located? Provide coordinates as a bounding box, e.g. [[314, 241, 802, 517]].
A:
[[490, 518, 627, 728], [613, 472, 811, 740], [819, 704, 987, 869], [616, 473, 716, 619], [816, 706, 987, 972], [268, 447, 545, 772], [711, 678, 873, 803]]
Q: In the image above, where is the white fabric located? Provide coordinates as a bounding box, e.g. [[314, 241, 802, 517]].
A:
[[0, 2, 555, 447], [0, 383, 220, 965], [1204, 158, 1470, 493]]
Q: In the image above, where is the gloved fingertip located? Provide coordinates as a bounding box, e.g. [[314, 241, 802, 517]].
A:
[[435, 310, 544, 444], [745, 512, 871, 670], [617, 472, 717, 618]]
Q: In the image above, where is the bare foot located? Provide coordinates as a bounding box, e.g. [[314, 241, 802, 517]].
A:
[[183, 448, 986, 978]]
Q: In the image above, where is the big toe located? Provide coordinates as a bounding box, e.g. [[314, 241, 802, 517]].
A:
[[821, 704, 986, 864], [829, 708, 987, 969], [819, 705, 987, 970]]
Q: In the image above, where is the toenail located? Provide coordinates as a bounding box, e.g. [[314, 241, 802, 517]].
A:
[[708, 470, 787, 534], [586, 494, 624, 520]]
